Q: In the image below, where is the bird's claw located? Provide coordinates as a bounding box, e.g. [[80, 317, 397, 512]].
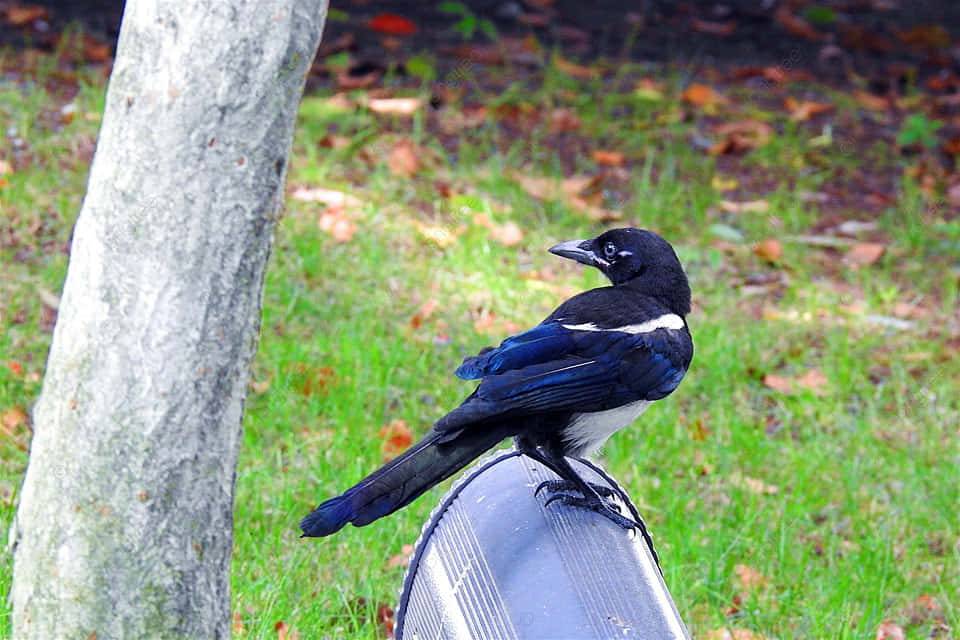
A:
[[535, 479, 618, 499], [541, 492, 638, 530]]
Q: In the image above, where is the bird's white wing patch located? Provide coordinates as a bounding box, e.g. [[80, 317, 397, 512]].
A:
[[562, 313, 684, 334]]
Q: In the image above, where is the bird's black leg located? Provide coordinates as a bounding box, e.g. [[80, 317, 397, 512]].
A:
[[516, 438, 638, 531]]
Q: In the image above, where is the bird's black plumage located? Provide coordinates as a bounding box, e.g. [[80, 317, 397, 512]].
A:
[[300, 228, 693, 537]]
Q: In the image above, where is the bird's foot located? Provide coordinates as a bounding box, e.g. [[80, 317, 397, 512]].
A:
[[534, 479, 618, 499], [541, 492, 639, 530]]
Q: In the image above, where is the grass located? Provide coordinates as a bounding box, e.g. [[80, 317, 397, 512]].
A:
[[1, 38, 958, 640]]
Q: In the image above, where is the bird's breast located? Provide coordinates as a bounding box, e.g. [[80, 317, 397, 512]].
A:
[[561, 399, 651, 457]]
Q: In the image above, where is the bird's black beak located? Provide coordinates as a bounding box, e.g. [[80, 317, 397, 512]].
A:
[[548, 239, 601, 267]]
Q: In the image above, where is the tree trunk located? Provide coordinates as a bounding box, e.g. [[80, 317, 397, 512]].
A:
[[9, 1, 327, 637]]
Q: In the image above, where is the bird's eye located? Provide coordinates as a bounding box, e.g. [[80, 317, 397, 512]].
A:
[[603, 242, 617, 259]]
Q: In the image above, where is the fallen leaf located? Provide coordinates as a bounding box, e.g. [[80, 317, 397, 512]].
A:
[[845, 242, 885, 267], [774, 6, 822, 41], [895, 25, 950, 49], [5, 5, 50, 26], [754, 238, 783, 262], [548, 108, 581, 133], [388, 139, 420, 177], [385, 543, 415, 569], [711, 175, 739, 191], [0, 159, 11, 175], [591, 150, 625, 166], [291, 186, 361, 209], [783, 97, 834, 122], [874, 621, 905, 640], [734, 563, 770, 590], [709, 120, 772, 155], [690, 18, 737, 36], [719, 199, 769, 214], [739, 474, 780, 495], [367, 97, 422, 116], [682, 83, 726, 108], [232, 613, 245, 635], [377, 603, 396, 639], [410, 300, 438, 329], [318, 207, 357, 243], [2, 407, 28, 430], [852, 90, 889, 111], [796, 368, 829, 395], [473, 214, 524, 246], [5, 360, 23, 375], [703, 628, 772, 640], [762, 374, 794, 394], [634, 78, 665, 101], [553, 55, 596, 79], [368, 13, 417, 36], [380, 419, 413, 460]]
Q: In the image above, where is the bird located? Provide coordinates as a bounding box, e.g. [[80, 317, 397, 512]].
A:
[[300, 228, 693, 537]]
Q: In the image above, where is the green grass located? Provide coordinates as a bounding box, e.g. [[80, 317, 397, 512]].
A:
[[1, 43, 958, 639]]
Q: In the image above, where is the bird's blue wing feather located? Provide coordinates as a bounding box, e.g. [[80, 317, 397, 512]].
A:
[[439, 328, 688, 433], [456, 322, 576, 379]]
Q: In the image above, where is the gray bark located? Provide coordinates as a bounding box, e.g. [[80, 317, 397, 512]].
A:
[[9, 1, 327, 637]]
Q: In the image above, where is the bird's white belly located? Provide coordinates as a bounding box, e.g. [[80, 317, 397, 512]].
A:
[[563, 399, 651, 456]]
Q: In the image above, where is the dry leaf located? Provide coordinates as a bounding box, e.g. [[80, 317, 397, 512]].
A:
[[710, 120, 772, 154], [690, 18, 737, 36], [379, 419, 413, 461], [553, 55, 596, 79], [796, 368, 829, 395], [591, 150, 625, 166], [410, 300, 438, 329], [719, 199, 769, 214], [367, 13, 417, 36], [774, 6, 822, 41], [682, 83, 725, 108], [852, 90, 889, 111], [734, 563, 770, 590], [762, 374, 793, 394], [703, 628, 772, 640], [753, 238, 783, 262], [385, 543, 415, 569], [711, 175, 739, 191], [874, 621, 905, 640], [845, 242, 885, 267], [291, 186, 361, 209], [548, 108, 581, 133], [473, 214, 524, 246], [2, 407, 28, 430], [739, 474, 780, 495], [318, 208, 357, 243], [367, 97, 422, 116], [414, 222, 464, 248], [388, 139, 420, 177], [5, 5, 50, 26], [783, 97, 834, 121], [232, 613, 245, 635]]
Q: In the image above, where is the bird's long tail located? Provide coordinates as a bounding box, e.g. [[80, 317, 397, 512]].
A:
[[300, 425, 508, 537]]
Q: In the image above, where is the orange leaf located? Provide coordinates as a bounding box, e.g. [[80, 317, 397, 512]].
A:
[[368, 97, 422, 116], [774, 6, 822, 41], [232, 613, 245, 635], [682, 83, 725, 107], [845, 242, 885, 267], [852, 90, 889, 111], [753, 238, 783, 262], [591, 150, 625, 166], [762, 374, 794, 394], [368, 13, 417, 36], [5, 5, 50, 26], [783, 97, 834, 122], [874, 621, 905, 640], [734, 563, 770, 590], [318, 208, 357, 243], [388, 139, 420, 177], [553, 55, 596, 79], [2, 407, 28, 430], [410, 300, 438, 329], [379, 419, 413, 460], [796, 368, 829, 395]]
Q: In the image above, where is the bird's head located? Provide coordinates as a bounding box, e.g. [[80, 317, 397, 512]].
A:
[[549, 228, 691, 315]]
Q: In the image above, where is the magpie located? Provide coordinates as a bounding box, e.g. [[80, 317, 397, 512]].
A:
[[300, 228, 693, 537]]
